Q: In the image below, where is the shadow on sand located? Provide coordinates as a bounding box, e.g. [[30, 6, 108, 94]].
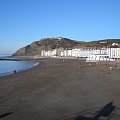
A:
[[0, 112, 14, 119], [0, 102, 116, 119], [56, 102, 116, 120], [75, 102, 116, 120]]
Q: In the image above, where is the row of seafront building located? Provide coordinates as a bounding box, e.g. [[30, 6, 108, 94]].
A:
[[41, 44, 120, 61]]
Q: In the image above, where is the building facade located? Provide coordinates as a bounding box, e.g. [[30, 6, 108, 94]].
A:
[[41, 46, 120, 61]]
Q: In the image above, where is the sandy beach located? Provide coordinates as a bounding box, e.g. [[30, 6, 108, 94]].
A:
[[0, 58, 120, 120]]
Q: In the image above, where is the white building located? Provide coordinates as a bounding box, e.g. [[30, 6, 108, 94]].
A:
[[86, 47, 120, 62], [41, 46, 120, 60], [79, 48, 101, 58], [71, 48, 81, 57], [67, 49, 72, 57], [86, 54, 110, 62], [106, 47, 120, 59]]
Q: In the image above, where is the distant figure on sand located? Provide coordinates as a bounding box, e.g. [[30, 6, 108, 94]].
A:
[[14, 70, 16, 74]]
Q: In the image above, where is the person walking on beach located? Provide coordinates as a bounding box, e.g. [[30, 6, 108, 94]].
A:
[[14, 70, 16, 74]]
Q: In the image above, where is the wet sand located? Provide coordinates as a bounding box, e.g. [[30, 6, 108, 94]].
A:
[[0, 58, 120, 120]]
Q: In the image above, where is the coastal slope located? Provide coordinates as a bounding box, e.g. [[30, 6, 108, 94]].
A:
[[13, 37, 79, 56], [13, 37, 120, 56]]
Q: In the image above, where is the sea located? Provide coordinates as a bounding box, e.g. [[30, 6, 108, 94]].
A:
[[0, 54, 39, 76]]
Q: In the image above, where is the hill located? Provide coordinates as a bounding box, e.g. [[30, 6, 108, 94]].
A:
[[13, 37, 120, 56], [13, 37, 80, 56]]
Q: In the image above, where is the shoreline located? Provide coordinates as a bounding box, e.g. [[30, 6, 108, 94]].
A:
[[0, 59, 40, 77], [0, 58, 120, 120]]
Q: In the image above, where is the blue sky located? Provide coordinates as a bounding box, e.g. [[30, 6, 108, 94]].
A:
[[0, 0, 120, 54]]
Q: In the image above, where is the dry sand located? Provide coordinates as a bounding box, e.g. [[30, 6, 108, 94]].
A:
[[0, 58, 120, 120]]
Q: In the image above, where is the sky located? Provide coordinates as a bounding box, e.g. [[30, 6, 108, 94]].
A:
[[0, 0, 120, 54]]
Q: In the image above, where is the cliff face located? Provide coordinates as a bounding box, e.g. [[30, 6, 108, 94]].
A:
[[13, 37, 79, 56]]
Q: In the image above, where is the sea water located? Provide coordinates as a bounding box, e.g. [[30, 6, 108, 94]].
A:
[[0, 54, 39, 76]]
